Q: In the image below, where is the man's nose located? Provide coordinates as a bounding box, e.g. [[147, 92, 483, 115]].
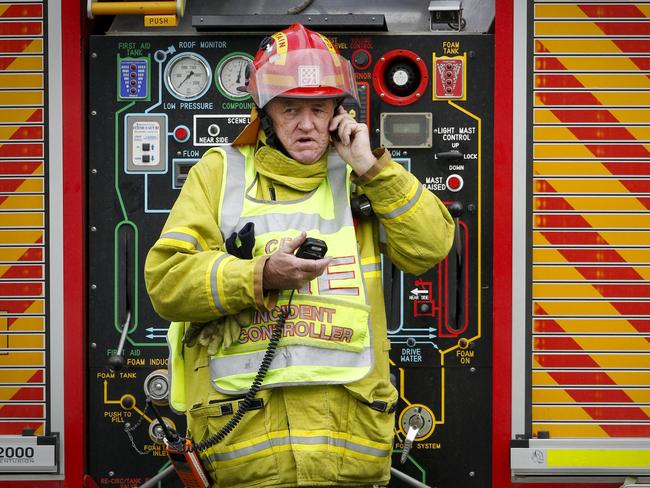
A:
[[296, 112, 316, 130]]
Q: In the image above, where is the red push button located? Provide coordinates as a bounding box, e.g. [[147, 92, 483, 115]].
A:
[[173, 125, 190, 143], [446, 174, 463, 192]]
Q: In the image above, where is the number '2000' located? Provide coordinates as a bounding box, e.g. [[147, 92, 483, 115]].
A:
[[0, 447, 35, 458]]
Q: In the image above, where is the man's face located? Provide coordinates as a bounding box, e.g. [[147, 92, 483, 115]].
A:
[[265, 97, 336, 164]]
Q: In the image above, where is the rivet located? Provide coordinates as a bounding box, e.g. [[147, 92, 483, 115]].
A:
[[91, 168, 97, 174], [91, 52, 98, 59], [90, 226, 97, 232], [90, 284, 97, 290], [91, 110, 97, 116]]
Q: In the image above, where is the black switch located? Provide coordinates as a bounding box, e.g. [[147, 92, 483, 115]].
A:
[[142, 143, 150, 151], [142, 154, 150, 163]]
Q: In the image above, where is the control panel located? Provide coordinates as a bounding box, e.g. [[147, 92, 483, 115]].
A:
[[88, 32, 493, 487]]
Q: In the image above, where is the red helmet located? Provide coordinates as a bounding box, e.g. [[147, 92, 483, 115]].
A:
[[247, 23, 359, 108]]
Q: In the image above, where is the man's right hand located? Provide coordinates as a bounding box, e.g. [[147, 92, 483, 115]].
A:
[[263, 232, 331, 290]]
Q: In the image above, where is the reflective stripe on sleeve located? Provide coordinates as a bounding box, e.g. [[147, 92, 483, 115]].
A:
[[374, 183, 423, 220], [208, 253, 233, 314], [159, 227, 208, 252]]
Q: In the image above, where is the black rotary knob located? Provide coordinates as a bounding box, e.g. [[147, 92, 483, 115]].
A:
[[385, 60, 420, 97]]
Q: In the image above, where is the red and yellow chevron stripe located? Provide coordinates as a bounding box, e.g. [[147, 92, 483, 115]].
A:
[[0, 5, 46, 435], [531, 2, 650, 439]]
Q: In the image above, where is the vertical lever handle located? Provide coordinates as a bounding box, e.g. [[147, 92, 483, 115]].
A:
[[446, 202, 465, 331]]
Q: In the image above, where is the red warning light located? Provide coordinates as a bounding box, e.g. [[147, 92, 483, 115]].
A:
[[173, 126, 190, 143], [446, 174, 463, 192]]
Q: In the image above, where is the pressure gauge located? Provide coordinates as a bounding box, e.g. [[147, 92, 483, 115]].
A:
[[215, 53, 253, 100], [164, 53, 212, 101]]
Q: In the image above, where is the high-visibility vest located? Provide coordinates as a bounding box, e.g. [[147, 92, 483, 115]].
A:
[[209, 145, 373, 394]]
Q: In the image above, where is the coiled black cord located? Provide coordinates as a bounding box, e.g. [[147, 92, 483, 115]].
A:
[[193, 290, 294, 452]]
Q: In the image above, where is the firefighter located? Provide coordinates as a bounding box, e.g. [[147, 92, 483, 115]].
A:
[[145, 23, 454, 488]]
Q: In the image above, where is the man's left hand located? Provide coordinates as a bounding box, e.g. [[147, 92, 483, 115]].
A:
[[330, 106, 377, 176]]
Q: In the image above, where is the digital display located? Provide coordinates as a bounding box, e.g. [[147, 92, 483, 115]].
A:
[[380, 113, 432, 148]]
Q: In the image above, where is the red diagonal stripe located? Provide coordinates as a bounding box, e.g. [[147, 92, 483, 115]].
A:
[[0, 144, 43, 158], [584, 406, 650, 421], [601, 424, 650, 437], [535, 57, 568, 71], [535, 214, 595, 229], [601, 163, 650, 176], [536, 92, 602, 106], [566, 389, 636, 403], [19, 248, 42, 262], [534, 197, 575, 211], [0, 283, 42, 297], [567, 127, 641, 141], [0, 178, 26, 192], [608, 301, 650, 315], [10, 387, 44, 401], [594, 22, 650, 36], [0, 421, 44, 435], [0, 39, 35, 54], [611, 40, 650, 54], [534, 180, 558, 192], [0, 265, 42, 279], [0, 162, 42, 175], [535, 40, 552, 54], [0, 404, 44, 418], [619, 179, 650, 192], [26, 109, 43, 123], [0, 22, 42, 36], [588, 283, 650, 298], [6, 127, 43, 141], [0, 56, 16, 70], [0, 5, 43, 18], [540, 231, 608, 246], [27, 369, 43, 383], [549, 248, 625, 263], [534, 353, 601, 368], [546, 109, 620, 123], [534, 319, 567, 333], [576, 266, 645, 281], [585, 144, 650, 158], [547, 371, 616, 386], [537, 74, 585, 89], [0, 300, 37, 313], [535, 336, 595, 352], [579, 5, 648, 18]]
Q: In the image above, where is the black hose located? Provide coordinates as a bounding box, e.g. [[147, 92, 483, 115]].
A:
[[193, 290, 294, 452]]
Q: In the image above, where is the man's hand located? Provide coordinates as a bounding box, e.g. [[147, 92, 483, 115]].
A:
[[263, 232, 331, 290], [330, 106, 377, 176]]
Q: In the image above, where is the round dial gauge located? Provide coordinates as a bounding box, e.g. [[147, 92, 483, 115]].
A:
[[216, 53, 253, 100], [164, 53, 212, 101]]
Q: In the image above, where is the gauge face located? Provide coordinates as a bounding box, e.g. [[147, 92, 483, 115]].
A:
[[164, 53, 211, 101], [216, 53, 252, 100]]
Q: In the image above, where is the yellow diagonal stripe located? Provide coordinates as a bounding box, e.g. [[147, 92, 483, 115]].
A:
[[0, 368, 42, 384], [4, 317, 44, 331], [23, 39, 43, 54], [0, 386, 43, 401], [533, 162, 614, 176], [534, 301, 624, 316], [25, 300, 44, 314], [533, 423, 608, 438], [535, 21, 606, 36], [535, 318, 646, 334], [16, 178, 43, 192], [0, 91, 42, 106], [534, 109, 562, 124], [532, 371, 560, 386], [0, 248, 40, 262], [574, 74, 650, 90], [610, 109, 650, 123], [535, 143, 650, 159], [534, 109, 650, 124], [0, 108, 41, 123], [533, 406, 594, 421], [573, 336, 650, 352], [532, 388, 576, 403], [589, 353, 650, 368], [532, 248, 570, 263], [0, 351, 44, 366], [3, 56, 43, 71], [563, 196, 648, 212], [0, 73, 43, 89], [0, 230, 42, 245], [536, 39, 624, 55], [538, 56, 643, 72], [535, 126, 650, 142], [536, 178, 634, 194], [584, 214, 650, 229], [535, 5, 588, 18], [533, 265, 585, 281], [1, 334, 44, 349], [0, 213, 43, 227], [0, 195, 44, 210], [533, 283, 607, 299], [593, 91, 650, 107]]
